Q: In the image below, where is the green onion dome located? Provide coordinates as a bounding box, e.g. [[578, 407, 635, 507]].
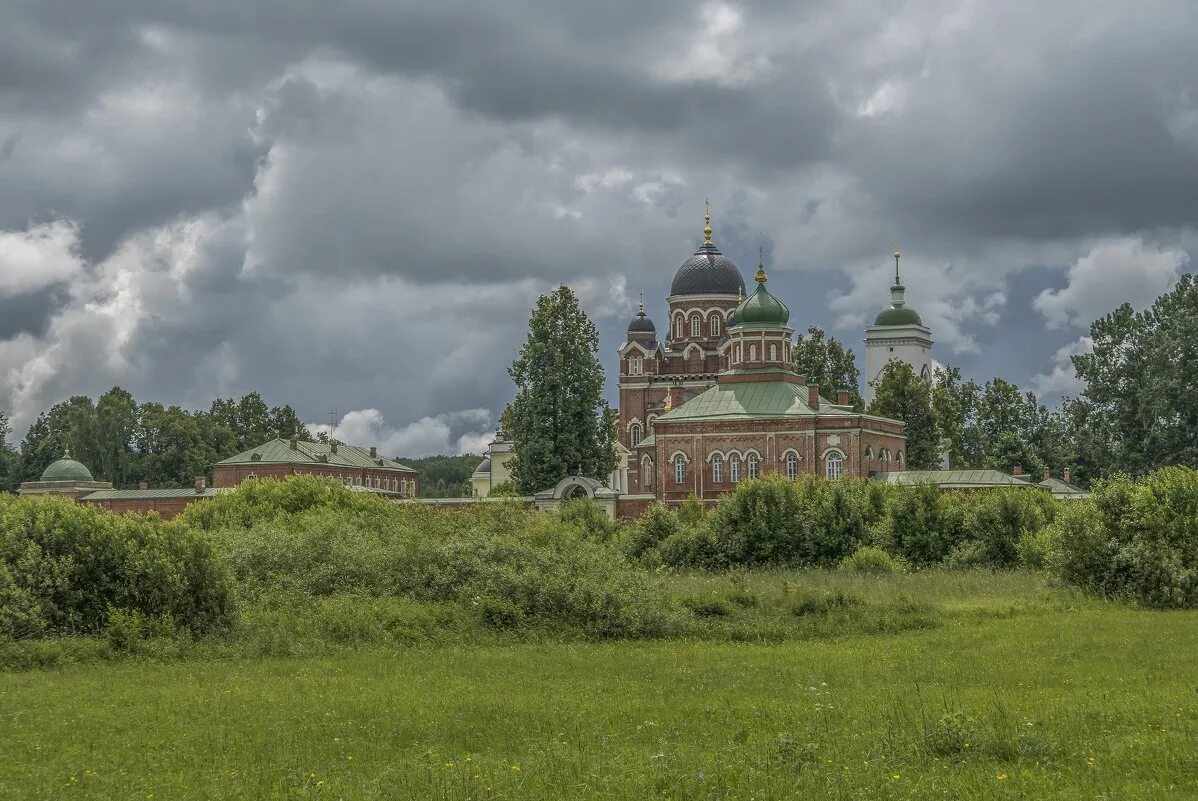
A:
[[731, 261, 789, 327]]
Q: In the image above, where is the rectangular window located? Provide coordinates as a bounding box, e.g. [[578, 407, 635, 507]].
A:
[[674, 456, 686, 485], [712, 455, 723, 483]]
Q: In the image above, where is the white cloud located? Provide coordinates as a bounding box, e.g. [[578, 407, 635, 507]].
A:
[[0, 221, 85, 294], [311, 408, 493, 458], [1030, 336, 1092, 400], [1033, 238, 1187, 329], [652, 3, 770, 87]]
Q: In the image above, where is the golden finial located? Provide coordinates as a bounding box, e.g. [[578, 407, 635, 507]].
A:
[[663, 392, 673, 412], [703, 198, 712, 244], [893, 247, 901, 284], [755, 246, 767, 283], [64, 446, 71, 458]]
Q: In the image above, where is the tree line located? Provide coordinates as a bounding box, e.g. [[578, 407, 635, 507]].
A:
[[0, 389, 310, 491], [800, 274, 1198, 484]]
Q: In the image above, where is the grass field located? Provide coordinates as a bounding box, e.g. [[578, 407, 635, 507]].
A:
[[2, 571, 1196, 800]]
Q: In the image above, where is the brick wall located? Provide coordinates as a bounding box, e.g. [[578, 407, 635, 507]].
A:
[[212, 464, 418, 496]]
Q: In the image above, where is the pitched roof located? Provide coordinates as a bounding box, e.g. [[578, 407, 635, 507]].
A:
[[877, 470, 1041, 489], [654, 378, 855, 423], [215, 438, 418, 474], [1039, 477, 1088, 496]]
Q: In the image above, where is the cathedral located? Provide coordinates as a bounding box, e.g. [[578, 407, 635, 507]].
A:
[[616, 209, 926, 503]]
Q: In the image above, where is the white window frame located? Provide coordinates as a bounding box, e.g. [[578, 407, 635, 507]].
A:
[[674, 454, 686, 485], [691, 315, 702, 337], [730, 454, 741, 483], [710, 315, 721, 337], [825, 451, 844, 480], [770, 343, 778, 361], [629, 423, 642, 447], [712, 454, 724, 483], [750, 344, 757, 361], [747, 453, 759, 479], [786, 452, 799, 480]]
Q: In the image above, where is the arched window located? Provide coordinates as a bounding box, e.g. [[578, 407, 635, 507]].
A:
[[647, 415, 657, 434], [712, 454, 724, 483], [629, 356, 642, 375], [730, 454, 741, 483], [747, 453, 759, 479], [825, 451, 844, 480], [749, 344, 758, 361], [629, 423, 642, 447], [642, 458, 653, 489], [710, 315, 721, 337], [674, 454, 686, 485], [674, 315, 684, 339], [785, 452, 799, 480], [865, 446, 874, 460], [897, 450, 905, 465], [769, 343, 778, 361], [691, 315, 702, 337], [735, 344, 742, 363]]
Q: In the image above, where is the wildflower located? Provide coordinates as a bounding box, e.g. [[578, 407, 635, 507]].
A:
[[346, 756, 353, 762], [892, 774, 901, 780], [997, 773, 1008, 781], [511, 764, 521, 773], [316, 780, 325, 787], [465, 756, 473, 763]]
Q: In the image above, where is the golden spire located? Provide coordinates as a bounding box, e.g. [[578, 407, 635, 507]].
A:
[[755, 246, 767, 283], [663, 392, 673, 412], [703, 198, 712, 244]]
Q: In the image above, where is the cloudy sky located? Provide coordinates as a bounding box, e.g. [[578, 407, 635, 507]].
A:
[[2, 1, 1196, 456]]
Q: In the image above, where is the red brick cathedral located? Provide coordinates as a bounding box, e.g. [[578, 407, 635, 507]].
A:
[[618, 210, 908, 503]]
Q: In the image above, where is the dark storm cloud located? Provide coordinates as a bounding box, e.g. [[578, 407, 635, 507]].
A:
[[1, 0, 1197, 442]]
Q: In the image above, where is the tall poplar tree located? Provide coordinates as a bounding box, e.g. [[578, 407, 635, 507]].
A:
[[502, 285, 617, 494], [867, 361, 941, 469]]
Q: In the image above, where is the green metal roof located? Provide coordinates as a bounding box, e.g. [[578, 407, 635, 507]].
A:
[[636, 434, 656, 448], [80, 488, 223, 500], [874, 306, 924, 326], [1039, 477, 1087, 495], [216, 438, 418, 473], [877, 470, 1038, 488], [655, 379, 853, 423], [41, 457, 94, 482], [732, 281, 789, 328]]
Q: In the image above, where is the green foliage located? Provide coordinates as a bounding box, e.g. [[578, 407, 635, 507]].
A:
[[1046, 467, 1198, 608], [400, 454, 483, 498], [792, 326, 862, 409], [626, 503, 679, 559], [677, 493, 707, 526], [557, 497, 619, 542], [838, 545, 906, 575], [0, 494, 234, 640], [502, 285, 618, 494], [487, 481, 520, 497], [968, 488, 1048, 568], [868, 361, 940, 468], [1073, 274, 1198, 475], [884, 482, 966, 566]]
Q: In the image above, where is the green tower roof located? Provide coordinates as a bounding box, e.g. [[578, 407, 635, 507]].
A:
[[731, 258, 789, 328], [874, 302, 923, 326]]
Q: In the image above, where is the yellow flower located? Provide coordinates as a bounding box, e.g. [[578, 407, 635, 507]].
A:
[[997, 773, 1008, 781], [316, 780, 325, 787], [346, 756, 353, 762], [511, 764, 521, 772], [892, 774, 901, 780], [466, 756, 473, 763]]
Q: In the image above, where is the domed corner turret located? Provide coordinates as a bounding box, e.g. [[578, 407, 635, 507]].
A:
[[40, 450, 94, 483], [627, 293, 656, 335], [668, 204, 747, 297], [873, 250, 923, 327], [730, 254, 789, 328]]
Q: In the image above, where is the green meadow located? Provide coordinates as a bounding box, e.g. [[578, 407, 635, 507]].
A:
[[3, 570, 1196, 801]]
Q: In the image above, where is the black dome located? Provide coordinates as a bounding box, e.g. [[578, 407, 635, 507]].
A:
[[670, 242, 746, 296], [628, 313, 656, 333]]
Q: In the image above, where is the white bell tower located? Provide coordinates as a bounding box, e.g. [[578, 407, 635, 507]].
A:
[[864, 250, 933, 405]]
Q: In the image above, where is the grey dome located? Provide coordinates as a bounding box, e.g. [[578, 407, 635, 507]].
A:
[[628, 312, 656, 333], [473, 457, 492, 474], [670, 243, 746, 297]]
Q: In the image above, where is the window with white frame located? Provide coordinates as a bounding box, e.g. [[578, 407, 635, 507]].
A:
[[691, 315, 702, 337], [629, 423, 642, 447], [642, 458, 653, 489], [629, 356, 642, 375], [730, 454, 741, 483], [735, 344, 742, 362], [710, 315, 721, 337], [747, 453, 759, 479], [825, 451, 844, 480], [712, 454, 724, 483], [674, 454, 686, 484], [770, 343, 778, 361], [786, 452, 799, 480], [749, 344, 758, 361], [675, 316, 684, 339]]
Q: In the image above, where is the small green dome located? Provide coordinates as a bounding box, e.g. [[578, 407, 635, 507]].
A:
[[733, 281, 790, 328], [41, 456, 94, 482], [874, 306, 923, 326]]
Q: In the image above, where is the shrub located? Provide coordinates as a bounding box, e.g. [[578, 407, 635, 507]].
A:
[[927, 711, 978, 757], [626, 503, 679, 559], [0, 495, 234, 640], [944, 540, 989, 570], [838, 545, 906, 575], [557, 497, 619, 542], [969, 489, 1047, 568], [682, 595, 731, 617], [677, 493, 707, 526], [1046, 467, 1198, 608], [885, 483, 967, 565]]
